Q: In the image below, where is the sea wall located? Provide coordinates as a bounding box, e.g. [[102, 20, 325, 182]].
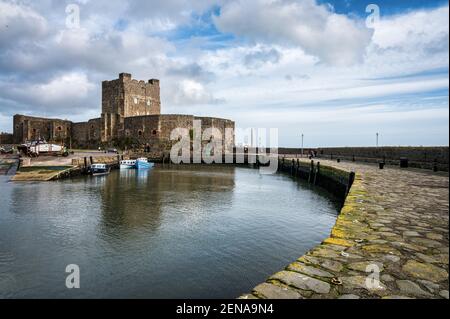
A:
[[71, 155, 121, 167], [316, 147, 449, 171], [278, 157, 353, 199], [242, 159, 449, 299]]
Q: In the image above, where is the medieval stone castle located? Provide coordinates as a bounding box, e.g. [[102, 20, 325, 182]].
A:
[[11, 73, 235, 154]]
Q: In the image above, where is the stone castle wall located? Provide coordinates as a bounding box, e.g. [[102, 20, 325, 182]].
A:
[[13, 114, 72, 144], [11, 73, 235, 154], [101, 73, 160, 117], [122, 115, 235, 156], [196, 116, 235, 152], [101, 73, 161, 142], [71, 118, 102, 148], [0, 132, 13, 145]]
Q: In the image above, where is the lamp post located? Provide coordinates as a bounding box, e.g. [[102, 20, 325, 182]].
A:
[[301, 133, 304, 157], [376, 133, 379, 147]]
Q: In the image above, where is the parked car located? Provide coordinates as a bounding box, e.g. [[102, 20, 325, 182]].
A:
[[107, 148, 118, 154]]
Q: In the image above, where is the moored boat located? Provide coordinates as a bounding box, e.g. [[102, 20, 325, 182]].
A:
[[136, 158, 154, 170], [90, 164, 111, 176], [120, 160, 136, 169]]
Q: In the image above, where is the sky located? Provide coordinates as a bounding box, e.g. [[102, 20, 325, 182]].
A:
[[0, 0, 448, 147]]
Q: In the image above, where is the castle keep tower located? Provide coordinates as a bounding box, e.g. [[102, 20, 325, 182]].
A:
[[101, 73, 161, 142]]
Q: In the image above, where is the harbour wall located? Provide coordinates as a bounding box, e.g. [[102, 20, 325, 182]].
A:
[[278, 147, 449, 172], [277, 157, 353, 200], [317, 147, 448, 171], [241, 158, 449, 299]]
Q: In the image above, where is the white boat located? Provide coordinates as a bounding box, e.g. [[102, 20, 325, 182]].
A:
[[120, 159, 136, 169], [90, 164, 111, 176], [136, 157, 154, 170], [18, 139, 69, 157]]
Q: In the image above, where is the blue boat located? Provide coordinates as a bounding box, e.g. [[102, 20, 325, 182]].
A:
[[136, 158, 154, 170]]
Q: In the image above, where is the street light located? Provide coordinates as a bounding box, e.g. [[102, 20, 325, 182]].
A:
[[376, 133, 379, 147], [301, 133, 304, 157]]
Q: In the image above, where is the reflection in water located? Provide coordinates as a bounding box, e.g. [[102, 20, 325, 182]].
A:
[[0, 166, 339, 298]]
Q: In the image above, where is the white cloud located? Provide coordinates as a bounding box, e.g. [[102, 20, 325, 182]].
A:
[[28, 72, 95, 104], [0, 1, 48, 44], [372, 6, 449, 51], [213, 0, 373, 66], [363, 5, 449, 78], [0, 72, 96, 117], [172, 79, 223, 105]]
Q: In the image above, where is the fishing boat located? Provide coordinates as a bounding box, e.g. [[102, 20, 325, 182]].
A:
[[136, 157, 154, 170], [89, 164, 111, 176], [120, 159, 136, 169]]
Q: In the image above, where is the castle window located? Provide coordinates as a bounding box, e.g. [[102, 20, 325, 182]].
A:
[[57, 126, 62, 131], [147, 99, 152, 106], [138, 130, 143, 136], [152, 130, 157, 135], [134, 97, 138, 104]]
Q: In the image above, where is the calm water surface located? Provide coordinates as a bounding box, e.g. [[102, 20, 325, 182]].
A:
[[0, 166, 340, 298]]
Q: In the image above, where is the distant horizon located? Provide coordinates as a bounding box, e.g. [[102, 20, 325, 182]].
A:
[[2, 110, 450, 149]]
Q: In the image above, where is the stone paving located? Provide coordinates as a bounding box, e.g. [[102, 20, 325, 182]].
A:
[[241, 160, 449, 299]]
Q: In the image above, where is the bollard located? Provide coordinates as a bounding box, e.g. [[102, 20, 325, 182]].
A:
[[308, 160, 314, 183], [337, 158, 341, 163], [352, 155, 355, 162], [379, 162, 385, 169], [400, 157, 408, 168], [314, 162, 320, 185]]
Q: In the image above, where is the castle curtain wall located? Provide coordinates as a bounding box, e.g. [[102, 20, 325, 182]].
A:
[[11, 73, 235, 154], [13, 115, 71, 144]]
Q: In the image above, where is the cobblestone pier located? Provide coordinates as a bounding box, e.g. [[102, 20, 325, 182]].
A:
[[241, 159, 449, 299]]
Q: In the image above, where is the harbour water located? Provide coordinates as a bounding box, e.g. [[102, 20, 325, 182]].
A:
[[0, 165, 340, 298]]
